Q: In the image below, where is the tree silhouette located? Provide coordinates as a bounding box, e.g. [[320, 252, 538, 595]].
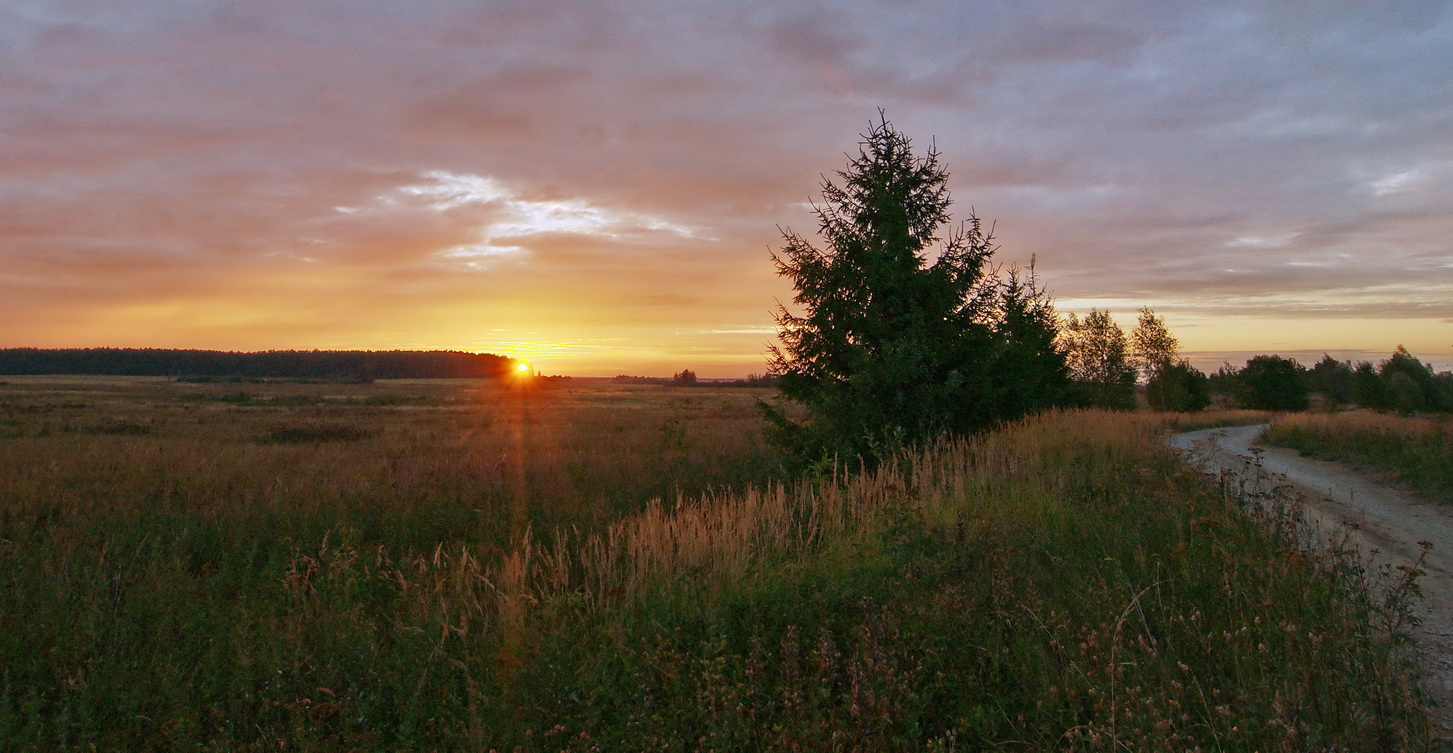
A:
[[1352, 361, 1387, 410], [1059, 309, 1136, 410], [1129, 307, 1181, 410], [765, 113, 1067, 465], [1308, 354, 1354, 406], [1379, 346, 1450, 412], [1236, 355, 1309, 411], [1145, 360, 1210, 412]]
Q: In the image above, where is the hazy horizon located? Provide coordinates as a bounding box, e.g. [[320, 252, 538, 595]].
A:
[[9, 344, 1447, 381]]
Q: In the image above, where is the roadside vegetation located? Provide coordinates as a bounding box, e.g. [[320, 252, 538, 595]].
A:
[[1264, 411, 1453, 505], [1161, 409, 1273, 433], [0, 378, 1435, 749]]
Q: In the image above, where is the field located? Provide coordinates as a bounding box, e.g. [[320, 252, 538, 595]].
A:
[[0, 378, 1436, 750], [0, 376, 784, 551], [1264, 411, 1453, 505]]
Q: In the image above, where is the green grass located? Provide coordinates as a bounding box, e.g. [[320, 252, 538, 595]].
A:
[[0, 381, 1435, 750], [1264, 411, 1453, 505]]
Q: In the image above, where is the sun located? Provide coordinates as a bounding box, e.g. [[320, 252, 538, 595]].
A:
[[514, 361, 532, 375]]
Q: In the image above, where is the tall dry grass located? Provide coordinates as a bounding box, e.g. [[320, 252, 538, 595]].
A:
[[1265, 410, 1453, 504], [0, 377, 783, 548], [0, 381, 1434, 750]]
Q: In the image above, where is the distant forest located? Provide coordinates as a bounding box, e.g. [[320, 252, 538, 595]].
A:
[[0, 348, 515, 380]]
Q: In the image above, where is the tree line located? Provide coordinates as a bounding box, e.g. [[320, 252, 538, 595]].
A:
[[1207, 347, 1453, 414], [0, 348, 516, 381], [1057, 307, 1208, 413], [609, 371, 778, 388]]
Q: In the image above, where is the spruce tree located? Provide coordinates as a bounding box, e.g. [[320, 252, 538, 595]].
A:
[[766, 114, 1067, 465]]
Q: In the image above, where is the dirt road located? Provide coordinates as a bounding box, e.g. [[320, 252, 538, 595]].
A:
[[1170, 424, 1453, 737]]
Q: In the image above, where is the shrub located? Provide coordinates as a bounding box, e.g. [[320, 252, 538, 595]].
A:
[[1380, 346, 1449, 412], [1308, 354, 1354, 406], [1352, 361, 1388, 410], [1146, 360, 1211, 412], [1236, 355, 1309, 411], [1387, 372, 1427, 414]]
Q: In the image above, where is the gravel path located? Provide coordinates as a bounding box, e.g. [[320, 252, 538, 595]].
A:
[[1170, 424, 1453, 738]]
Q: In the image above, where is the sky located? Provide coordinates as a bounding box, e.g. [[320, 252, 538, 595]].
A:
[[3, 1, 1451, 377]]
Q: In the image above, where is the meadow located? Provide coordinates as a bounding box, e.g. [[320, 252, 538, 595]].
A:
[[0, 376, 783, 551], [0, 378, 1435, 750], [1264, 411, 1453, 505]]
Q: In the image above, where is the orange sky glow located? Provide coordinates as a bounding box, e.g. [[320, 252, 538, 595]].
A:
[[3, 3, 1450, 376]]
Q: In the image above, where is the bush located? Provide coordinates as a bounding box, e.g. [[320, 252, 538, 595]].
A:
[[1308, 354, 1354, 406], [1387, 372, 1427, 414], [1236, 355, 1309, 412], [1352, 361, 1387, 410], [1208, 361, 1239, 398], [1146, 360, 1211, 412], [1380, 346, 1449, 412]]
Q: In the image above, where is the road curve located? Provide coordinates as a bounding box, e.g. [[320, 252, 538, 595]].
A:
[[1170, 424, 1453, 737]]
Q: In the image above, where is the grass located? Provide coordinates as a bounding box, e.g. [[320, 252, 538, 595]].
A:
[[1158, 408, 1272, 433], [259, 423, 374, 444], [0, 377, 783, 548], [1264, 410, 1453, 505], [0, 379, 1436, 750]]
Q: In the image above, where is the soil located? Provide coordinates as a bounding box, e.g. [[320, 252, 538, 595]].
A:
[[1170, 424, 1453, 739]]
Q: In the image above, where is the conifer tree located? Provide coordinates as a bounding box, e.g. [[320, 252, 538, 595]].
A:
[[765, 114, 1067, 465]]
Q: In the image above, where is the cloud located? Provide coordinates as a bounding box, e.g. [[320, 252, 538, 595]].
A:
[[1225, 234, 1299, 249], [394, 170, 700, 249], [1, 0, 1451, 373]]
